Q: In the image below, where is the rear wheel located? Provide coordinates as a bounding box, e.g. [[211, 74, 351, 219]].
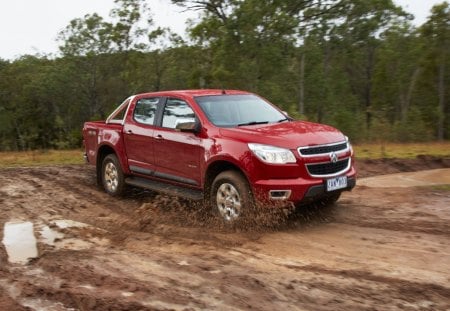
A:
[[101, 154, 126, 196], [211, 171, 253, 224]]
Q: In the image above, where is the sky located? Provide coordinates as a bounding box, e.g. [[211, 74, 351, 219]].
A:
[[0, 0, 444, 60]]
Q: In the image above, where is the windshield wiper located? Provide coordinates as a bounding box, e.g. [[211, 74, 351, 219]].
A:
[[237, 121, 269, 126], [277, 118, 290, 123]]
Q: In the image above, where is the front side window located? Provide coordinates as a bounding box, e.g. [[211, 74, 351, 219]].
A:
[[195, 94, 286, 127], [134, 97, 159, 125], [162, 98, 196, 129]]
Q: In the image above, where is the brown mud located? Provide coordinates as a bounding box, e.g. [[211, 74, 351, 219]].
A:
[[0, 157, 449, 310]]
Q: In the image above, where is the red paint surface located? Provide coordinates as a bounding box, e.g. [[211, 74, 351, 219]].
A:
[[83, 89, 356, 205]]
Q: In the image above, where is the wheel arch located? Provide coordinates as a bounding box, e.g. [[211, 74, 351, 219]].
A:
[[96, 144, 118, 186], [204, 159, 250, 201]]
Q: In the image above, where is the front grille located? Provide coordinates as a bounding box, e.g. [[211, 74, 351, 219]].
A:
[[307, 158, 350, 176], [299, 142, 347, 156]]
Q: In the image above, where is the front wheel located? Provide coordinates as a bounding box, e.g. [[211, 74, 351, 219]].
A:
[[210, 171, 253, 224], [101, 154, 126, 196]]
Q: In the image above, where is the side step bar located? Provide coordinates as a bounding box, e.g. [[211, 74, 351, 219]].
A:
[[125, 176, 203, 201]]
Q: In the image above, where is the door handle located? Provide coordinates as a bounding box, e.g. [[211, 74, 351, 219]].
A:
[[125, 129, 133, 134], [155, 134, 163, 140]]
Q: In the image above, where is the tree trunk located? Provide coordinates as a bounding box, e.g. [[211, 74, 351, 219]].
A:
[[13, 119, 23, 151], [298, 52, 305, 115], [319, 43, 331, 123], [403, 67, 421, 121], [437, 63, 445, 140], [365, 46, 375, 132]]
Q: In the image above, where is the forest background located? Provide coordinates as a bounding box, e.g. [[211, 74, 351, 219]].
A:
[[0, 0, 448, 151]]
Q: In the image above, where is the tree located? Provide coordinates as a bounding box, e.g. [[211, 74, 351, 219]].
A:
[[58, 13, 114, 57], [382, 26, 422, 123], [329, 0, 409, 134], [420, 2, 450, 140], [110, 0, 152, 52], [0, 0, 448, 151], [57, 0, 154, 119], [172, 0, 343, 110]]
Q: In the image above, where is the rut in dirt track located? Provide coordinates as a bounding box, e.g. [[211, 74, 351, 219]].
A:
[[0, 162, 449, 310]]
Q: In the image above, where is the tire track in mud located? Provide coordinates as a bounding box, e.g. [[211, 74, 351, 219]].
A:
[[4, 166, 144, 233], [201, 244, 450, 310], [285, 264, 450, 304], [334, 217, 450, 237], [25, 246, 292, 310], [330, 185, 450, 237], [27, 250, 206, 310], [22, 166, 218, 236], [1, 164, 450, 310], [1, 167, 250, 255]]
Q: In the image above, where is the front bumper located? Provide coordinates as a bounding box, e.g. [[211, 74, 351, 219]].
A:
[[252, 167, 356, 205]]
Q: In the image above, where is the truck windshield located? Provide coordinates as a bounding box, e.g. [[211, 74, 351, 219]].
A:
[[195, 94, 287, 127]]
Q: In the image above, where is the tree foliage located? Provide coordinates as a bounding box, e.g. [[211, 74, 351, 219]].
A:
[[0, 0, 448, 151]]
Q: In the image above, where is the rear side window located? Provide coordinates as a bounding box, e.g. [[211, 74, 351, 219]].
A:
[[162, 98, 196, 129], [134, 98, 159, 125]]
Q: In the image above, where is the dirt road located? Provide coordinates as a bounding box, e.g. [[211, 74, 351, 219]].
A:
[[0, 160, 449, 310]]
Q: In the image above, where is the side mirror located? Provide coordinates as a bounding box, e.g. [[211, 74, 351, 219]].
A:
[[175, 119, 201, 133]]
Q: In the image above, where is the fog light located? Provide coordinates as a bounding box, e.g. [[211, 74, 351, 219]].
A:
[[269, 190, 291, 200]]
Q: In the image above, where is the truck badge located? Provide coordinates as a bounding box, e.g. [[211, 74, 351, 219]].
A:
[[330, 152, 338, 163]]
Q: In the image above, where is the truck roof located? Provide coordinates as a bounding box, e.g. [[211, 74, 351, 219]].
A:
[[133, 89, 251, 98]]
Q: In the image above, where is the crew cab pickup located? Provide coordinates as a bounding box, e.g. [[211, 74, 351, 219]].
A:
[[83, 89, 356, 223]]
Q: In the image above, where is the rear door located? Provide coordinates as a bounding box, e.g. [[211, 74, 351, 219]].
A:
[[153, 97, 202, 186], [123, 97, 161, 175]]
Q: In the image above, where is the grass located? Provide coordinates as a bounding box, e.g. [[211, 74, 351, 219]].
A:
[[0, 149, 84, 168], [426, 184, 450, 191], [0, 142, 449, 167], [353, 142, 450, 159]]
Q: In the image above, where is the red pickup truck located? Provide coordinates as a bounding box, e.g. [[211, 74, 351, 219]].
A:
[[83, 89, 356, 223]]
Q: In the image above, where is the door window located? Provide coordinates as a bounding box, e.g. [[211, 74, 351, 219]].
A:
[[162, 98, 196, 129], [134, 98, 159, 125]]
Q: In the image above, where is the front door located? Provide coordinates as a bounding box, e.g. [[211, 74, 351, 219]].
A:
[[153, 98, 202, 186]]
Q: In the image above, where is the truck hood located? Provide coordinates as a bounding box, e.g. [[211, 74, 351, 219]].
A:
[[219, 121, 345, 149]]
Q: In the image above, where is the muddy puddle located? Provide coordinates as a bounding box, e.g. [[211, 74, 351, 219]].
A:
[[1, 219, 108, 264], [39, 225, 64, 246], [2, 221, 38, 264]]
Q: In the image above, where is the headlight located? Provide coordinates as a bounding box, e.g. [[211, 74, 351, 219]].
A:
[[248, 143, 296, 164], [345, 136, 354, 156]]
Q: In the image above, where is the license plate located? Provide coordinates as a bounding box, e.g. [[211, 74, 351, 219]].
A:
[[326, 176, 347, 192]]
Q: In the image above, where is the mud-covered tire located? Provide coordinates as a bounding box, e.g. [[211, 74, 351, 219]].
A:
[[101, 154, 126, 196], [210, 171, 254, 224]]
